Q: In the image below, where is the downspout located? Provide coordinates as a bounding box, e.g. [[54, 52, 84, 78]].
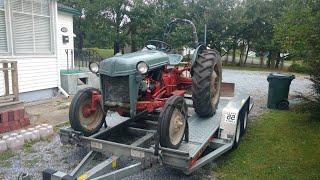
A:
[[58, 86, 70, 98], [54, 1, 69, 98]]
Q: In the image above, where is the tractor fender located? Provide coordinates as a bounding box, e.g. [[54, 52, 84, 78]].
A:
[[191, 44, 206, 66]]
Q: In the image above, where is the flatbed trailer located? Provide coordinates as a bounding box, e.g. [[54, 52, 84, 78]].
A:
[[43, 91, 253, 180]]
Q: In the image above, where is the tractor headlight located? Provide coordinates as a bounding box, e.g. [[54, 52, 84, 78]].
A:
[[89, 62, 99, 74], [137, 62, 149, 74]]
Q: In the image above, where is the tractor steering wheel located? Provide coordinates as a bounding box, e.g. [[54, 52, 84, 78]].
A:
[[145, 40, 172, 52]]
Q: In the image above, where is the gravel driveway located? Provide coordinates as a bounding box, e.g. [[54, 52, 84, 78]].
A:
[[0, 69, 313, 180], [222, 69, 313, 118]]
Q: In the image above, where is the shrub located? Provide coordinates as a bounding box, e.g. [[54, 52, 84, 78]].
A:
[[295, 60, 320, 119], [288, 62, 311, 74], [310, 60, 320, 118]]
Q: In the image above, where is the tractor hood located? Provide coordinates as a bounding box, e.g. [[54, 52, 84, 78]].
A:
[[99, 50, 169, 76]]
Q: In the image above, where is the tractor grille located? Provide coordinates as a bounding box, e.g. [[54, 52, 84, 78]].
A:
[[101, 75, 130, 103]]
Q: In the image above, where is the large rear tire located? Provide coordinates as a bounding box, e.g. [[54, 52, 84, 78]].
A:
[[192, 49, 222, 117], [158, 96, 187, 149], [69, 88, 106, 136]]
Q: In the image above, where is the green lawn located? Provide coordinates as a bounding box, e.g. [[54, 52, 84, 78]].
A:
[[214, 110, 320, 179], [88, 48, 114, 59]]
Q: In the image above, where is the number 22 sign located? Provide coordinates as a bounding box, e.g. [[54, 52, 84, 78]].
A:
[[225, 112, 237, 124]]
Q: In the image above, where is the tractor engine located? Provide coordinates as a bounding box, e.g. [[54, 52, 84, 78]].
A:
[[138, 67, 182, 102], [138, 68, 162, 101]]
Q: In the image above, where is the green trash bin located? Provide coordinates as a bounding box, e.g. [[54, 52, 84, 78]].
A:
[[267, 73, 295, 110]]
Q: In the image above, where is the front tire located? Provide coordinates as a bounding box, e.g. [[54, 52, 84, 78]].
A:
[[192, 49, 222, 117], [69, 88, 106, 136], [158, 96, 187, 149]]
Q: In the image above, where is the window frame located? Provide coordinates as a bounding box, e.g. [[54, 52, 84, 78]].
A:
[[10, 0, 54, 56], [0, 0, 57, 58], [0, 0, 11, 55]]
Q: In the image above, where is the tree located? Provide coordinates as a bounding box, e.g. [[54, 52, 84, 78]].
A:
[[240, 0, 287, 68], [97, 0, 133, 54], [275, 0, 320, 116]]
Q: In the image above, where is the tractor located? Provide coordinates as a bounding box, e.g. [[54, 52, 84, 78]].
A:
[[69, 19, 222, 149]]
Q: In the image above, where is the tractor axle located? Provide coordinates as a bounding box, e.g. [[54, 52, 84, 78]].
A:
[[82, 91, 102, 118]]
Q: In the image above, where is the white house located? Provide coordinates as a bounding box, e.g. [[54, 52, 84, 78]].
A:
[[0, 0, 80, 102]]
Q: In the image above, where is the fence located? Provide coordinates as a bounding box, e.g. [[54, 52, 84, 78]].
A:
[[74, 49, 103, 69]]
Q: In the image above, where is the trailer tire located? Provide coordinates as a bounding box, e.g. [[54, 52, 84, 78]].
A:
[[69, 88, 106, 136], [158, 96, 187, 149], [192, 49, 222, 117], [240, 110, 248, 136], [232, 118, 241, 149]]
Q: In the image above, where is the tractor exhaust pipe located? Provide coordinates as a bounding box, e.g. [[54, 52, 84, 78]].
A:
[[204, 24, 207, 45]]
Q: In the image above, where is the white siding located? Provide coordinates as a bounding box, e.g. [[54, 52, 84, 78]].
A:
[[57, 12, 74, 70], [0, 57, 58, 96]]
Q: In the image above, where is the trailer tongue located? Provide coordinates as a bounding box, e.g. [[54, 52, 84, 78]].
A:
[[43, 87, 253, 180]]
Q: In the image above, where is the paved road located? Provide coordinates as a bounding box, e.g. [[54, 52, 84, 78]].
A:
[[0, 69, 312, 180]]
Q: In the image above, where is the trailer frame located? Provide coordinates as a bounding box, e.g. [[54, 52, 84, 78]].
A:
[[43, 92, 253, 180]]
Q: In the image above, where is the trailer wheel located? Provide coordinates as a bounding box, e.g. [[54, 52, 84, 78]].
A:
[[240, 109, 249, 136], [69, 88, 106, 136], [159, 96, 187, 149], [233, 118, 241, 149], [277, 100, 289, 110], [192, 49, 222, 117]]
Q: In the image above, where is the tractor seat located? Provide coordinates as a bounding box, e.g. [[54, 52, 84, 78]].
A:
[[168, 54, 183, 66]]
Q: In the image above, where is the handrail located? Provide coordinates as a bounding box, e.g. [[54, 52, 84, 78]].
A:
[[0, 60, 19, 102]]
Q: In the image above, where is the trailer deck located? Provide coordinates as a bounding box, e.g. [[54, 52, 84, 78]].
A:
[[178, 99, 226, 158], [44, 92, 253, 180]]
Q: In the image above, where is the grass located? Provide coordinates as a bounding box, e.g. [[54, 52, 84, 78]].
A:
[[23, 141, 35, 154], [214, 110, 320, 179], [23, 156, 41, 167], [222, 65, 276, 72], [88, 48, 114, 59], [54, 121, 70, 132], [0, 151, 14, 168]]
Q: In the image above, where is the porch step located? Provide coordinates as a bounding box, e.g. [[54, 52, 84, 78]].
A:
[[0, 101, 23, 112], [0, 95, 15, 103]]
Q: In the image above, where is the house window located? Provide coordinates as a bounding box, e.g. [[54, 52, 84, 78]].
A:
[[11, 0, 53, 55], [0, 0, 8, 53]]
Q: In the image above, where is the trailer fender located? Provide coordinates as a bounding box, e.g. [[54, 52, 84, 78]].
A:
[[218, 96, 251, 141], [219, 107, 240, 141]]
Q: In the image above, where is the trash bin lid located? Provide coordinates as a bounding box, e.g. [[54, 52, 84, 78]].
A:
[[267, 72, 295, 81]]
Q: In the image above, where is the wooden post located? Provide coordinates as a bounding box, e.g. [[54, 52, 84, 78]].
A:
[[11, 62, 19, 101], [3, 62, 9, 96]]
